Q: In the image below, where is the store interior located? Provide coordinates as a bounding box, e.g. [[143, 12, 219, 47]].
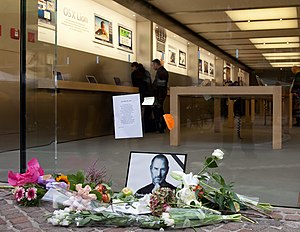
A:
[[0, 0, 299, 207]]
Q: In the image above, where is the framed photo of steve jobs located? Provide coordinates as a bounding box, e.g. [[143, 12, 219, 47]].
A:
[[125, 151, 187, 196]]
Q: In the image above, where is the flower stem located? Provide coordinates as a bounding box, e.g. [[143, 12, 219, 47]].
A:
[[197, 158, 216, 176]]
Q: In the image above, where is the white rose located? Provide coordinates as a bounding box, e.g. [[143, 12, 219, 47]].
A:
[[212, 149, 224, 160], [61, 219, 70, 226], [51, 218, 60, 225]]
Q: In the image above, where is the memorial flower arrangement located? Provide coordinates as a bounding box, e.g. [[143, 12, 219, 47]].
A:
[[6, 149, 272, 229], [44, 149, 272, 229]]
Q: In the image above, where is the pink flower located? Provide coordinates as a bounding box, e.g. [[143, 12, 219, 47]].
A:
[[14, 187, 25, 202], [25, 187, 37, 201], [8, 158, 44, 186]]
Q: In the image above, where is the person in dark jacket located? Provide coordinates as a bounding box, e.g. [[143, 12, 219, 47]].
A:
[[152, 59, 169, 133], [291, 66, 300, 126]]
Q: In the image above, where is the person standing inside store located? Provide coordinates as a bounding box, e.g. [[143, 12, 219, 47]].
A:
[[131, 62, 154, 131], [131, 62, 152, 102], [291, 66, 300, 126], [152, 59, 169, 133]]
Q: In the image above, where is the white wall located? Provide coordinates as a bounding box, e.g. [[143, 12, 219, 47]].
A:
[[199, 48, 215, 81], [38, 0, 136, 62], [152, 24, 188, 76]]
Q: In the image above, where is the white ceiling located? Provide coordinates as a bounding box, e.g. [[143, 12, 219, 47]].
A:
[[143, 0, 300, 70]]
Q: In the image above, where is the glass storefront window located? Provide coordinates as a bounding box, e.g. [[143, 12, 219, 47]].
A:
[[1, 0, 299, 208]]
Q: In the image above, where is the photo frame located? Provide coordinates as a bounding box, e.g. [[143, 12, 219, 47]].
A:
[[198, 59, 203, 73], [204, 61, 209, 74], [94, 14, 113, 46], [209, 63, 214, 76], [179, 50, 186, 68], [38, 0, 56, 30], [125, 151, 187, 196], [168, 45, 177, 66], [118, 25, 133, 52]]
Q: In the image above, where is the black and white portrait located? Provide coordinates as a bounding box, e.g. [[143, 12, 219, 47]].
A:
[[168, 45, 177, 66], [179, 50, 186, 67], [125, 151, 187, 197]]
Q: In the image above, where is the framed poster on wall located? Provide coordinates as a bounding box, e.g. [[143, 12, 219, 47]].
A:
[[204, 61, 208, 74], [179, 50, 186, 68], [209, 63, 214, 76], [94, 14, 113, 46], [118, 25, 133, 52], [198, 59, 203, 73], [38, 0, 56, 30], [168, 45, 176, 66]]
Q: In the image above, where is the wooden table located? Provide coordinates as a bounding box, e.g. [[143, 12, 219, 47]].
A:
[[170, 86, 283, 149]]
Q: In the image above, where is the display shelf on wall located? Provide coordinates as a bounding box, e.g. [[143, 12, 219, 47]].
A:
[[37, 79, 138, 93]]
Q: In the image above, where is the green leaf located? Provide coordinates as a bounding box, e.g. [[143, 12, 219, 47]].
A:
[[90, 190, 102, 201], [78, 217, 91, 226], [212, 173, 225, 186], [76, 171, 85, 183], [205, 157, 218, 168], [228, 200, 237, 212]]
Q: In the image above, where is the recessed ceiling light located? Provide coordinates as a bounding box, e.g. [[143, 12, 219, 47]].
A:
[[132, 14, 136, 17], [270, 62, 300, 67], [235, 19, 297, 30], [250, 37, 299, 49], [264, 56, 300, 60], [226, 7, 297, 21], [263, 52, 300, 57], [226, 7, 298, 30]]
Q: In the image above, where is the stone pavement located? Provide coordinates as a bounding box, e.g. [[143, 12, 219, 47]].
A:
[[1, 189, 300, 232]]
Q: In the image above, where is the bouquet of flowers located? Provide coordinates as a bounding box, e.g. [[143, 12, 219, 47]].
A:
[[171, 149, 272, 217], [7, 158, 46, 206], [13, 183, 46, 207]]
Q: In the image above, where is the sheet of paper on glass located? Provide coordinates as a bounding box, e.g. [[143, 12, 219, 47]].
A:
[[112, 94, 143, 139], [142, 97, 155, 106]]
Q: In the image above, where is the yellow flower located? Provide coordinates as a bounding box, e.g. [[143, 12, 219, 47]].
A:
[[55, 175, 70, 185]]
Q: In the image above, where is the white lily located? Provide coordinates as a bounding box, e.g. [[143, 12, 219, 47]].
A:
[[176, 187, 201, 206], [170, 171, 184, 181], [182, 172, 199, 187], [212, 149, 224, 160]]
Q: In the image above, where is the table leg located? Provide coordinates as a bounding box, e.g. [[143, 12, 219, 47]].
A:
[[170, 90, 180, 146], [273, 87, 282, 149]]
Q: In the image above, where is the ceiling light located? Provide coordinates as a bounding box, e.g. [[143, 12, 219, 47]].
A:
[[264, 56, 300, 60], [250, 37, 299, 49], [263, 52, 300, 57], [226, 7, 297, 21], [235, 19, 297, 30], [226, 7, 298, 30], [132, 14, 135, 17], [270, 62, 300, 67], [254, 43, 299, 49], [251, 37, 299, 44]]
